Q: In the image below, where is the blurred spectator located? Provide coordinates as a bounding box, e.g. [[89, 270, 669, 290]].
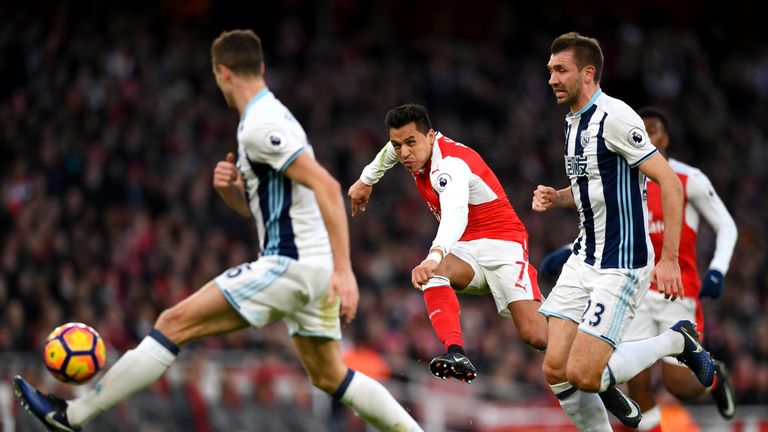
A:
[[1, 1, 767, 430]]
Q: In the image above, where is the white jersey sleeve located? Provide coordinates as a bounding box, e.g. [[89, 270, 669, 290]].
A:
[[604, 106, 658, 167], [242, 122, 305, 172], [686, 170, 738, 273], [430, 156, 470, 254], [359, 141, 399, 185]]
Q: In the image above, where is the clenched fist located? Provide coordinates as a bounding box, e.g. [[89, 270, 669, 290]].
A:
[[532, 185, 560, 212], [214, 152, 239, 190]]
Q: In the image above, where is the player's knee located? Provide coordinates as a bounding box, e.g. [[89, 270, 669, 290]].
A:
[[542, 358, 566, 385], [566, 366, 601, 392], [154, 307, 187, 346], [306, 369, 341, 394]]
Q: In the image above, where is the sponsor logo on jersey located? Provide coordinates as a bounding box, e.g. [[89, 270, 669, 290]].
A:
[[565, 155, 589, 177], [628, 128, 646, 148]]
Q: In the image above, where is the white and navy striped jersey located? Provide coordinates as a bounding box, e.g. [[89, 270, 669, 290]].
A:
[[236, 88, 331, 260], [563, 89, 657, 269]]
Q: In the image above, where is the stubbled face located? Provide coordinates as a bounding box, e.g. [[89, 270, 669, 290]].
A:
[[643, 117, 669, 155], [213, 64, 236, 107], [547, 49, 585, 108], [389, 122, 435, 173]]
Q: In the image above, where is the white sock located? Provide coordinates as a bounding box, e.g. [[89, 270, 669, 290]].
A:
[[550, 382, 612, 432], [599, 330, 684, 392], [637, 405, 661, 431], [67, 331, 178, 426], [335, 369, 422, 432]]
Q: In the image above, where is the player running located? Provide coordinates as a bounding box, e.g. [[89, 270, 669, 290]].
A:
[[537, 107, 739, 429], [624, 107, 737, 429], [533, 32, 716, 430], [13, 29, 422, 432], [348, 103, 547, 383]]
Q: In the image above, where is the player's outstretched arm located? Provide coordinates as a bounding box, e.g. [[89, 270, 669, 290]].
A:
[[348, 141, 400, 216], [348, 141, 400, 217], [213, 152, 251, 217], [639, 152, 684, 300], [532, 185, 575, 211], [285, 152, 359, 323], [687, 171, 738, 299], [359, 141, 399, 185]]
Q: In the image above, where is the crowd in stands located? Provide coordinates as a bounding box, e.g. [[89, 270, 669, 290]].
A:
[[1, 1, 767, 430]]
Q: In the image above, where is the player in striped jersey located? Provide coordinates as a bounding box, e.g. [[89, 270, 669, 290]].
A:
[[14, 30, 422, 432], [622, 107, 737, 430], [537, 107, 739, 428], [533, 32, 715, 430], [348, 103, 547, 383]]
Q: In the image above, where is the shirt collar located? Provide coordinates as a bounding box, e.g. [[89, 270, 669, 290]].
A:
[[241, 87, 271, 122], [569, 88, 602, 118]]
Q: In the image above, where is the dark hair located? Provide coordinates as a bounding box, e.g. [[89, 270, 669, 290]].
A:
[[211, 29, 264, 76], [551, 32, 604, 83], [637, 107, 669, 132], [384, 103, 432, 134]]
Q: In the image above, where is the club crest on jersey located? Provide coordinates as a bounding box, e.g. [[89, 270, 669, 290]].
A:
[[565, 155, 589, 177], [627, 128, 646, 148], [580, 130, 591, 147], [436, 173, 451, 192]]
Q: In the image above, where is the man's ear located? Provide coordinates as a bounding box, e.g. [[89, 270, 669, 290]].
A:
[[216, 63, 232, 80], [583, 65, 596, 85]]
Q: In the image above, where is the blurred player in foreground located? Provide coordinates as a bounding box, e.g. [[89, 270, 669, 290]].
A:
[[14, 29, 422, 432], [349, 103, 547, 383], [534, 32, 715, 430]]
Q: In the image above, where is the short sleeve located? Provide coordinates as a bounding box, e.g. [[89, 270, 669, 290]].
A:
[[242, 123, 305, 172], [604, 107, 658, 167]]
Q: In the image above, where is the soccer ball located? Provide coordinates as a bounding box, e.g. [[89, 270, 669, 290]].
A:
[[43, 322, 107, 384]]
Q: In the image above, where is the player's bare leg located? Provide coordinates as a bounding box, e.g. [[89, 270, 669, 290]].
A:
[[661, 360, 735, 419], [542, 317, 613, 431], [15, 280, 249, 430], [507, 299, 547, 350], [292, 336, 422, 431], [424, 254, 477, 382], [566, 330, 615, 391], [661, 362, 707, 399]]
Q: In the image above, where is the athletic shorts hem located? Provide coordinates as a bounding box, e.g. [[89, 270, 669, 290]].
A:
[[578, 326, 617, 348], [539, 308, 579, 323], [291, 330, 341, 340]]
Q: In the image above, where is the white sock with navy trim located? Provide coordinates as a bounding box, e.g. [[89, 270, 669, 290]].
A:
[[67, 329, 179, 426], [550, 382, 612, 431], [335, 369, 422, 432]]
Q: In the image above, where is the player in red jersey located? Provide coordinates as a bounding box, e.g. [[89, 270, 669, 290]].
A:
[[348, 103, 547, 382], [623, 107, 738, 429], [538, 107, 738, 430]]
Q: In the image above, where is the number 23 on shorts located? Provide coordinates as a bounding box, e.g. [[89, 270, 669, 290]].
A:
[[581, 299, 606, 327]]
